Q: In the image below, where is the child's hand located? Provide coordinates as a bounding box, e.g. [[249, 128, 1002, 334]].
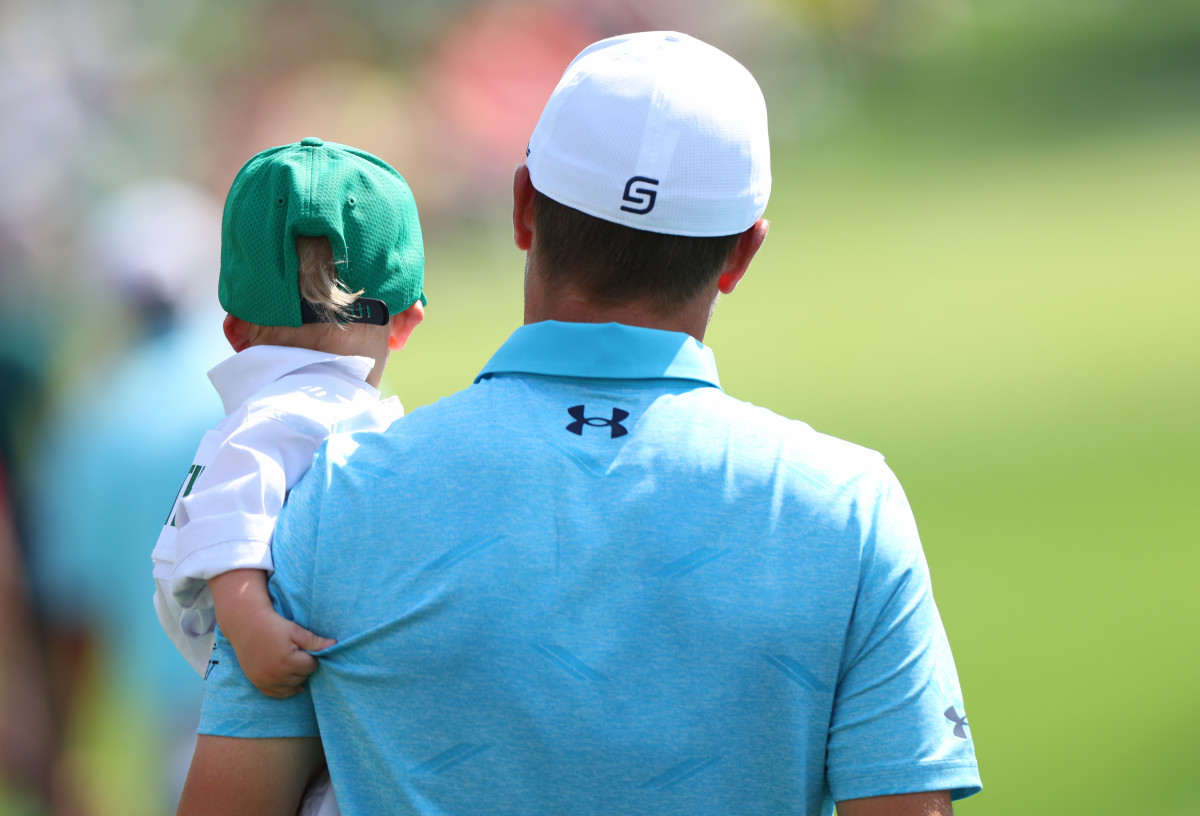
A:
[[208, 569, 336, 699], [227, 604, 336, 699]]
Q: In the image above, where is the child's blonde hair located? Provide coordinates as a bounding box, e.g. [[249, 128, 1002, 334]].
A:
[[244, 236, 367, 347]]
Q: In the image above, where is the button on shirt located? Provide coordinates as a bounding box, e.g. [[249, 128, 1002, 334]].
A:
[[198, 321, 981, 815]]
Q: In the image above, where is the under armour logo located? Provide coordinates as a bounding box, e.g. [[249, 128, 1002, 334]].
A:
[[621, 176, 659, 215], [566, 405, 629, 438], [944, 706, 970, 739]]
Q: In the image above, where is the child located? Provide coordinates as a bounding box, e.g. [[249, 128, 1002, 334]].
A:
[[152, 139, 425, 811]]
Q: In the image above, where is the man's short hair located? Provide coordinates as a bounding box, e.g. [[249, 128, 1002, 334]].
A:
[[532, 190, 740, 316]]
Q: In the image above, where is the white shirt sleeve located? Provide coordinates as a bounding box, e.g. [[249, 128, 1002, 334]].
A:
[[167, 410, 328, 650], [149, 366, 402, 677]]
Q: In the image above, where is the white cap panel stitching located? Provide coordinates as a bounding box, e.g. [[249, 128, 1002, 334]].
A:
[[526, 31, 771, 238]]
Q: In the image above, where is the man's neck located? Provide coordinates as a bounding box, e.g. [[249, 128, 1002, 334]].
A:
[[524, 290, 716, 343]]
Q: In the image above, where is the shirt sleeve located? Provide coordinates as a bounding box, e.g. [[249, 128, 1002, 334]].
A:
[[197, 626, 320, 738], [169, 410, 326, 640], [826, 464, 982, 803], [197, 444, 328, 739]]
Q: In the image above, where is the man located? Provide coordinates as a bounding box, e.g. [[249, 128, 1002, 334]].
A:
[[31, 180, 226, 813], [180, 32, 981, 816]]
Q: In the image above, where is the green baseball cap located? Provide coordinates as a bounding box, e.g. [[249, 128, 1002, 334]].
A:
[[219, 137, 425, 327]]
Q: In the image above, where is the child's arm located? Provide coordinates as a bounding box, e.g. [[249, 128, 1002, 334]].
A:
[[208, 569, 335, 699]]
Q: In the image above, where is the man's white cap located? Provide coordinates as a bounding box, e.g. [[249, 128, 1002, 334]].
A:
[[526, 31, 771, 238]]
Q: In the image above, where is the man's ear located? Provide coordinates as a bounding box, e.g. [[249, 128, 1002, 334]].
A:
[[513, 164, 536, 252], [717, 218, 769, 295], [387, 300, 425, 351], [223, 313, 252, 352]]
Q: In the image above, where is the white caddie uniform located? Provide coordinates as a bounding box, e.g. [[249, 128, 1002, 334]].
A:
[[152, 344, 404, 676]]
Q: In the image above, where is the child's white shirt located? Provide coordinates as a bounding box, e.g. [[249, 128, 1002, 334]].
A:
[[151, 344, 403, 676]]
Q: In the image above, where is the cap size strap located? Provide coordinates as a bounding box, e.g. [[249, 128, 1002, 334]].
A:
[[299, 297, 390, 326]]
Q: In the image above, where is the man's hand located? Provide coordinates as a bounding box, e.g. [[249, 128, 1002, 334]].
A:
[[208, 569, 335, 698]]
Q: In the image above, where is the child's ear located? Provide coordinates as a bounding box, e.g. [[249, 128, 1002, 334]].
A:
[[387, 301, 425, 351], [223, 314, 252, 352]]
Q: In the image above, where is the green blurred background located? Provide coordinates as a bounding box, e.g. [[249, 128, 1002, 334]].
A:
[[2, 0, 1197, 814]]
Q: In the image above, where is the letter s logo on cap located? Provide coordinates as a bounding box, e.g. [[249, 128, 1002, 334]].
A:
[[620, 176, 659, 215]]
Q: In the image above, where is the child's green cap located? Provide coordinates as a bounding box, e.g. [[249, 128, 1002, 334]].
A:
[[219, 137, 425, 327]]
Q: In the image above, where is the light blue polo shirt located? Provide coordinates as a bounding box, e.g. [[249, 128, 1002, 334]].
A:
[[199, 321, 981, 815]]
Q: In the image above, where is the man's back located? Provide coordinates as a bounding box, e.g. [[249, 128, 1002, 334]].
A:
[[184, 33, 980, 816], [203, 322, 979, 815]]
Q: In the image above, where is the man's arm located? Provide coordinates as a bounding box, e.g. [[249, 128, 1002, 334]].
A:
[[826, 465, 980, 803], [177, 734, 324, 816], [837, 790, 953, 816]]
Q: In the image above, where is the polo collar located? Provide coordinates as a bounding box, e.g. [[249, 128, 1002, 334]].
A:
[[476, 321, 721, 389], [208, 345, 376, 414]]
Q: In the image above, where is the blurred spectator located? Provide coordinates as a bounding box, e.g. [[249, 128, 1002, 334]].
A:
[[26, 179, 227, 813], [1, 456, 67, 813], [0, 225, 60, 811]]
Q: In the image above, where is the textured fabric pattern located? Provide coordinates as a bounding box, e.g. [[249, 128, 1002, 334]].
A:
[[200, 322, 980, 815], [219, 138, 424, 327], [527, 32, 770, 237]]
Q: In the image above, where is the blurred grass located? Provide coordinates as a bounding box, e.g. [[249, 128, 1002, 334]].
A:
[[718, 17, 1200, 814], [749, 126, 1199, 816]]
